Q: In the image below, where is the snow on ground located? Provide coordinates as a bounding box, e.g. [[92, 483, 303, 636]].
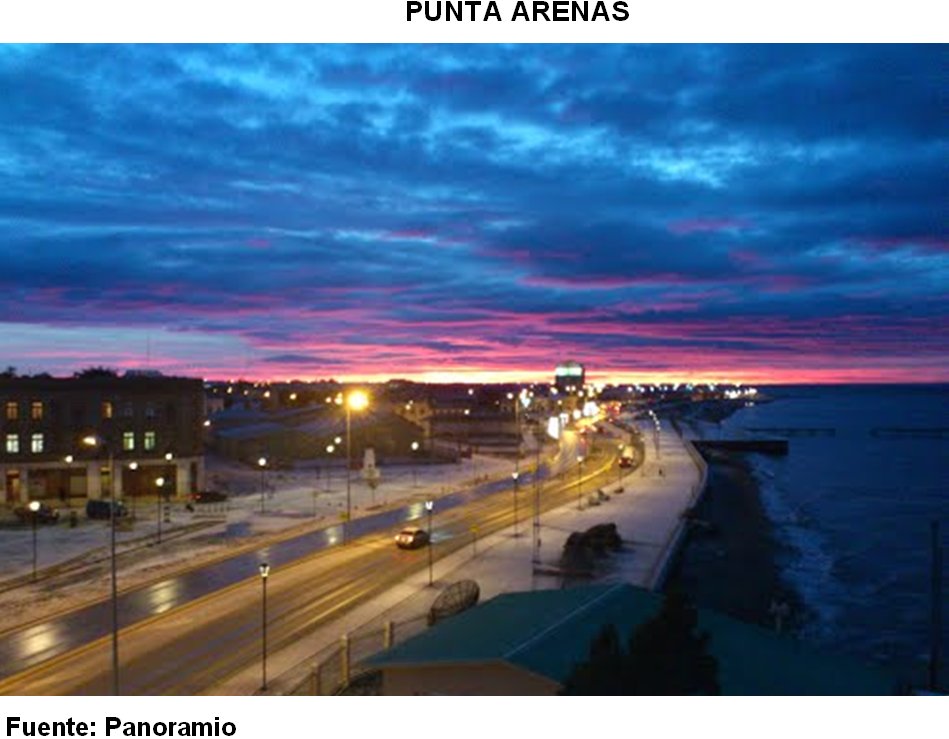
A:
[[214, 418, 705, 695], [0, 451, 520, 631]]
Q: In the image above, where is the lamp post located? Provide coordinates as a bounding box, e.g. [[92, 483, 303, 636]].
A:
[[155, 477, 165, 544], [28, 500, 40, 581], [128, 461, 138, 517], [533, 445, 542, 565], [425, 500, 434, 586], [617, 443, 624, 486], [325, 444, 335, 493], [411, 441, 420, 487], [511, 471, 520, 537], [258, 562, 270, 691], [576, 454, 584, 510], [345, 390, 369, 527], [64, 455, 74, 509], [257, 457, 267, 514], [82, 434, 119, 696]]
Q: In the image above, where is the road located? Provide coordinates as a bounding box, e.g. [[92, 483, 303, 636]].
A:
[[0, 432, 618, 694]]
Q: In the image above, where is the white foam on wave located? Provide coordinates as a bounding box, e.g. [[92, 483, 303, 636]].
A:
[[745, 454, 842, 641]]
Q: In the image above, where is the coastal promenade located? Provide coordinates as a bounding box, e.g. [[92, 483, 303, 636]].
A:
[[220, 417, 707, 695]]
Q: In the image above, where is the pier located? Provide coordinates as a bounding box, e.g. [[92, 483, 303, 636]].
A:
[[694, 439, 789, 455], [744, 426, 836, 438]]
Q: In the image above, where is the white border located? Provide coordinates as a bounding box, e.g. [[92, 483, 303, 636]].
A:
[[1, 0, 946, 42]]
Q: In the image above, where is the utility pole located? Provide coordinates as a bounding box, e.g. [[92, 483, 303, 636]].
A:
[[930, 519, 943, 692]]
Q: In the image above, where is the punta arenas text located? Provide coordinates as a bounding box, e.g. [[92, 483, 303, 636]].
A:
[[407, 1, 631, 21]]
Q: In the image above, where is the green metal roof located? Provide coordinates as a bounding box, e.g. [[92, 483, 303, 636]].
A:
[[367, 584, 897, 695]]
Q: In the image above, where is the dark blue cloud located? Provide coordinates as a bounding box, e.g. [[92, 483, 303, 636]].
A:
[[0, 44, 945, 382]]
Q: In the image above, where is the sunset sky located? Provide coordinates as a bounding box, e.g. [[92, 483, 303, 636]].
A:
[[1, 44, 946, 384]]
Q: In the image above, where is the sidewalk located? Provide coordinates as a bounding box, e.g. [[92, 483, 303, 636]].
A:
[[211, 418, 705, 695]]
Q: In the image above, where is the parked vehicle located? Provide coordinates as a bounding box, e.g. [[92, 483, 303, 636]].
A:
[[85, 499, 128, 520], [14, 502, 60, 524], [395, 527, 430, 550], [189, 490, 228, 504]]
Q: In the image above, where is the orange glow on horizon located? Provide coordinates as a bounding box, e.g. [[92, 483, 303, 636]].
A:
[[194, 365, 946, 386]]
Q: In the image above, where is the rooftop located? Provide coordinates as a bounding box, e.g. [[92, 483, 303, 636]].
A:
[[367, 584, 897, 695]]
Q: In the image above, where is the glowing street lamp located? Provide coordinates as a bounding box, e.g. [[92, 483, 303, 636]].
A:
[[511, 471, 520, 537], [81, 433, 119, 695], [155, 477, 166, 544], [28, 500, 40, 581], [325, 444, 335, 493], [258, 562, 271, 691], [257, 457, 268, 513], [411, 441, 420, 487], [345, 390, 369, 527], [425, 500, 434, 586]]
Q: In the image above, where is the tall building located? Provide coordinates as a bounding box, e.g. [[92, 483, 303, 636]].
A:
[[554, 361, 585, 393], [1, 374, 205, 505]]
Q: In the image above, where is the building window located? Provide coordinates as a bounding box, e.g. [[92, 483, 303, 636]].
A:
[[5, 402, 17, 421], [5, 434, 18, 453], [102, 401, 113, 419], [31, 433, 44, 453], [145, 402, 157, 419], [122, 402, 134, 418], [31, 401, 43, 420], [122, 431, 135, 451], [144, 431, 156, 451]]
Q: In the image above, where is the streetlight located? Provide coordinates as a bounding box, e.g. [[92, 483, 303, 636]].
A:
[[258, 562, 270, 691], [576, 454, 584, 510], [82, 433, 119, 696], [425, 500, 434, 586], [128, 462, 138, 517], [533, 445, 542, 566], [617, 443, 625, 486], [155, 477, 165, 544], [345, 390, 369, 527], [511, 471, 520, 537], [325, 444, 335, 493], [257, 457, 268, 513], [28, 500, 40, 581], [411, 441, 420, 487]]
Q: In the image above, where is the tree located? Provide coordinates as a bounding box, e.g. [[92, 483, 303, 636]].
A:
[[0, 366, 16, 378], [73, 366, 119, 378], [561, 624, 626, 695], [561, 590, 720, 695]]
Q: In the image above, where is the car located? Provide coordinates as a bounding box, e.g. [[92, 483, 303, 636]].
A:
[[395, 527, 430, 550], [190, 490, 228, 504], [85, 499, 128, 520], [618, 457, 633, 468], [14, 502, 60, 524]]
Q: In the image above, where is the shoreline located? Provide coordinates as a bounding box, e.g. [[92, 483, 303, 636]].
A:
[[664, 447, 809, 634]]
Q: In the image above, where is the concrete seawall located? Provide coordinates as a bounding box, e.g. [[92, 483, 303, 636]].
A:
[[647, 435, 709, 591]]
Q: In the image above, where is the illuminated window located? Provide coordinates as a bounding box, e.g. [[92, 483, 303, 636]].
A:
[[31, 401, 43, 420], [5, 402, 18, 421], [5, 434, 18, 453], [102, 401, 113, 419], [144, 431, 156, 451], [31, 433, 44, 453], [122, 431, 135, 451]]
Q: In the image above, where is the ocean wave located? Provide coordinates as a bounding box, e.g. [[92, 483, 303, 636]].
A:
[[745, 455, 841, 640]]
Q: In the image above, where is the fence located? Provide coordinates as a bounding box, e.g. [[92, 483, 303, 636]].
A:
[[280, 613, 429, 695]]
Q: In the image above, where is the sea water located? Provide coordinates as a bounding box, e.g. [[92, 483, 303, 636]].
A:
[[718, 385, 948, 683]]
